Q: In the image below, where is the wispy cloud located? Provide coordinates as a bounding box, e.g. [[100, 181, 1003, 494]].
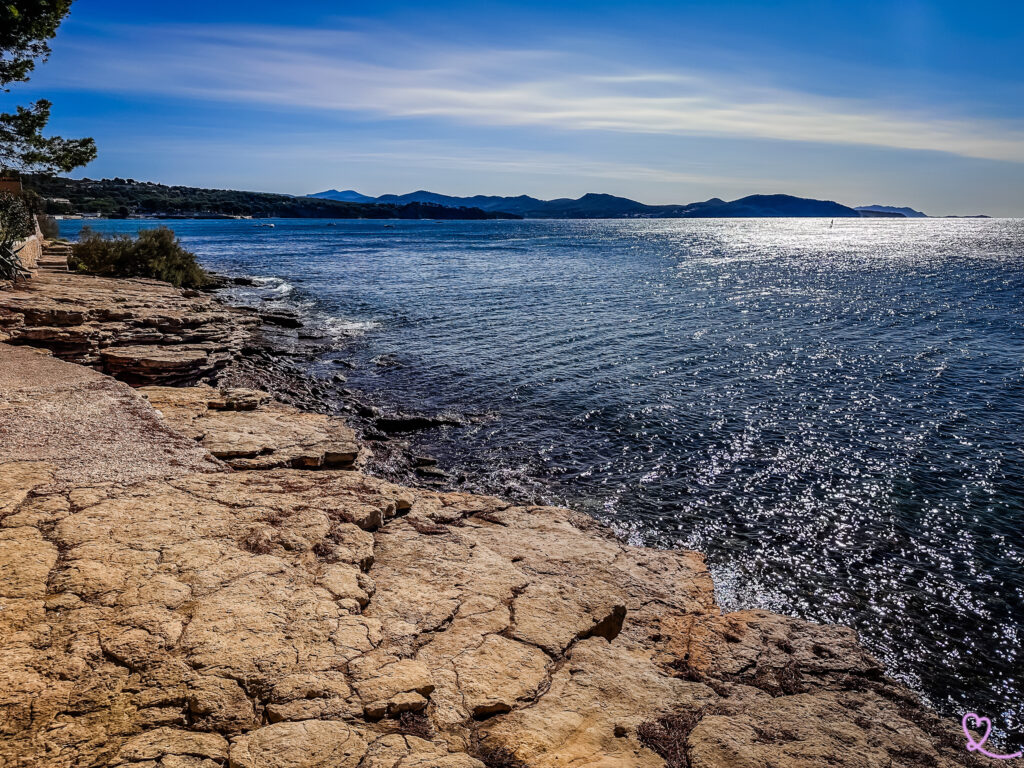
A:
[[51, 24, 1024, 163]]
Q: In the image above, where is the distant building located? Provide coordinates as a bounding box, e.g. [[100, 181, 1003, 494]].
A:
[[0, 178, 24, 195], [47, 198, 72, 206]]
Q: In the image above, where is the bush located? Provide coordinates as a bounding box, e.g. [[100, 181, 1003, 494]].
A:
[[69, 226, 211, 288]]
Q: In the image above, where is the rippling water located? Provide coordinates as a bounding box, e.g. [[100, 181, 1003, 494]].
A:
[[63, 217, 1024, 746]]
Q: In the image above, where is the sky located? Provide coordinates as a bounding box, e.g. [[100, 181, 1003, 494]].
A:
[[7, 0, 1024, 215]]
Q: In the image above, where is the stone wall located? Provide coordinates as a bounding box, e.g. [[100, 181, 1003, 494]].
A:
[[14, 234, 42, 270], [12, 217, 44, 270]]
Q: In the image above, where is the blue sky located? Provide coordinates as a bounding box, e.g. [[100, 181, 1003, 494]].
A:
[[8, 0, 1024, 214]]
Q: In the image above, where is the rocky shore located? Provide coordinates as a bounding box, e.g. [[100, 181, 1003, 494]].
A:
[[0, 245, 980, 767]]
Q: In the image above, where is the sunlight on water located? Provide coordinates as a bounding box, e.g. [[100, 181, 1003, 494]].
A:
[[63, 216, 1024, 747]]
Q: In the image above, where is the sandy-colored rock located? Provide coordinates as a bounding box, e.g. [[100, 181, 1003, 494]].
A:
[[113, 728, 228, 764], [0, 458, 972, 768], [0, 461, 55, 516], [512, 581, 627, 654], [455, 635, 550, 717], [360, 734, 486, 768], [228, 720, 366, 768], [142, 385, 360, 469], [187, 675, 259, 734], [687, 692, 958, 768], [349, 654, 435, 718], [319, 563, 371, 606]]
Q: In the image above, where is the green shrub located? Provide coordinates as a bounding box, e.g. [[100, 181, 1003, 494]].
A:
[[69, 226, 211, 288]]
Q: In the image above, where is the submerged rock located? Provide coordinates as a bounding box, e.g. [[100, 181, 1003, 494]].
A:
[[375, 413, 460, 434], [260, 309, 303, 328]]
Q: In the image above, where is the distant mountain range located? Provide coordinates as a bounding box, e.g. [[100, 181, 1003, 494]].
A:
[[310, 190, 870, 218], [312, 190, 970, 219]]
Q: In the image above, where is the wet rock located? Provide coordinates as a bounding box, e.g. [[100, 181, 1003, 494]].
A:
[[414, 465, 448, 480], [371, 354, 401, 368], [259, 310, 302, 328], [376, 413, 459, 434]]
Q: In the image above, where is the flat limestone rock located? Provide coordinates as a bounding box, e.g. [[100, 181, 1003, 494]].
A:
[[141, 385, 360, 469]]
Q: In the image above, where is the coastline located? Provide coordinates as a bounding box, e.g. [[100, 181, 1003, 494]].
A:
[[0, 244, 980, 766]]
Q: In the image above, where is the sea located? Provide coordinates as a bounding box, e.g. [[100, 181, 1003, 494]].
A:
[[61, 216, 1024, 747]]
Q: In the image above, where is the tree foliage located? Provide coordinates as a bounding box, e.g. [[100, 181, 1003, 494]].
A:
[[1, 1, 96, 173], [1, 99, 97, 172], [22, 175, 522, 219], [1, 0, 73, 87]]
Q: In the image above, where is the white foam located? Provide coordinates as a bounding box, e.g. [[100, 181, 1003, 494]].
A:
[[250, 276, 295, 296], [322, 316, 381, 337]]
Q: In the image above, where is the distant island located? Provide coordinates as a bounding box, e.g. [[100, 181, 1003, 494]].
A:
[[855, 204, 929, 218]]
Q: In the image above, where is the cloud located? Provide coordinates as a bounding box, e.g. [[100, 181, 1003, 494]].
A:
[[51, 23, 1024, 163]]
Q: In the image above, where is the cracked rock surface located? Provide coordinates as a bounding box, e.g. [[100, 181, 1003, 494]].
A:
[[0, 263, 978, 767], [0, 453, 974, 766]]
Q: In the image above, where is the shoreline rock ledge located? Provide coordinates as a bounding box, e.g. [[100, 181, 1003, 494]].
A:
[[0, 256, 977, 767]]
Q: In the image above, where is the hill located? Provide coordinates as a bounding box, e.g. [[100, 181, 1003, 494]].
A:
[[21, 177, 521, 220], [855, 204, 929, 218], [312, 189, 864, 218], [308, 189, 377, 203]]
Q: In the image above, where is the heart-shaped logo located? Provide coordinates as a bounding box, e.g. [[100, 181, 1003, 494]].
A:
[[962, 712, 1023, 760], [963, 713, 993, 750]]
